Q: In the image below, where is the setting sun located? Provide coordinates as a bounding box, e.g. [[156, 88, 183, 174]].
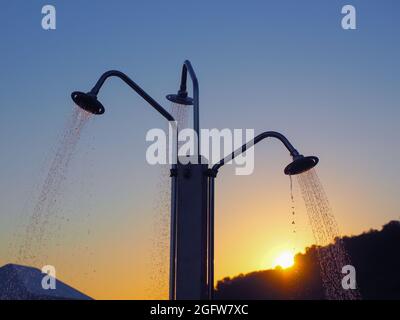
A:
[[274, 251, 295, 269]]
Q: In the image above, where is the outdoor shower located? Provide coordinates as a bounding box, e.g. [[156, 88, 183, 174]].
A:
[[207, 131, 319, 298], [71, 61, 319, 300]]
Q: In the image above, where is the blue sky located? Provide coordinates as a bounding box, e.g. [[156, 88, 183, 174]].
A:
[[0, 0, 399, 298]]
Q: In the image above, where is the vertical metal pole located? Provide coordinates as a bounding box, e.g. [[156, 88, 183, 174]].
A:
[[175, 160, 208, 299], [193, 83, 199, 159], [169, 121, 178, 300], [169, 164, 177, 300], [208, 177, 215, 299], [181, 61, 200, 160]]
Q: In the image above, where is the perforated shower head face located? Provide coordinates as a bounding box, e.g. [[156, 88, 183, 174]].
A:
[[166, 94, 194, 106], [71, 91, 105, 115], [284, 155, 319, 175]]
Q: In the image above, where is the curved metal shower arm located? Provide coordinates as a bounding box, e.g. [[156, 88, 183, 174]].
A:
[[211, 131, 300, 173], [180, 61, 199, 94], [90, 70, 175, 122], [179, 60, 200, 137]]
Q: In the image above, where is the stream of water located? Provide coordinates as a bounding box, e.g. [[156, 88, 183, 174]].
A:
[[289, 176, 297, 253], [297, 168, 361, 300], [148, 102, 190, 299], [17, 107, 92, 266]]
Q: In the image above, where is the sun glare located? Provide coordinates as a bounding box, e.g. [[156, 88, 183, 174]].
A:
[[274, 251, 295, 269]]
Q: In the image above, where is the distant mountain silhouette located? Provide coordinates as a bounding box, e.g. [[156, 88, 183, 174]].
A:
[[215, 221, 400, 300], [0, 264, 92, 300]]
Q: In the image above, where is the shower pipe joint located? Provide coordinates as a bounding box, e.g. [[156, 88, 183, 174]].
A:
[[206, 168, 219, 178], [170, 168, 178, 177]]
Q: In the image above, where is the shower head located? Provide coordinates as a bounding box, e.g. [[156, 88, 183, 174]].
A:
[[71, 91, 105, 115], [167, 60, 196, 107], [284, 155, 319, 176], [166, 92, 194, 106]]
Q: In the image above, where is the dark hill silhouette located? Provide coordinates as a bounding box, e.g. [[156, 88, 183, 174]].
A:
[[0, 264, 92, 300], [215, 220, 400, 300]]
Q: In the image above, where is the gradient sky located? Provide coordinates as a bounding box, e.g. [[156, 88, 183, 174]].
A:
[[0, 0, 399, 299]]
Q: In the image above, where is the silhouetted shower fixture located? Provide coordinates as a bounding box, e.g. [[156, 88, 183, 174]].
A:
[[207, 131, 318, 298], [71, 64, 196, 301], [167, 60, 200, 157], [71, 61, 319, 301], [72, 70, 174, 121], [71, 92, 105, 115], [284, 155, 319, 176]]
